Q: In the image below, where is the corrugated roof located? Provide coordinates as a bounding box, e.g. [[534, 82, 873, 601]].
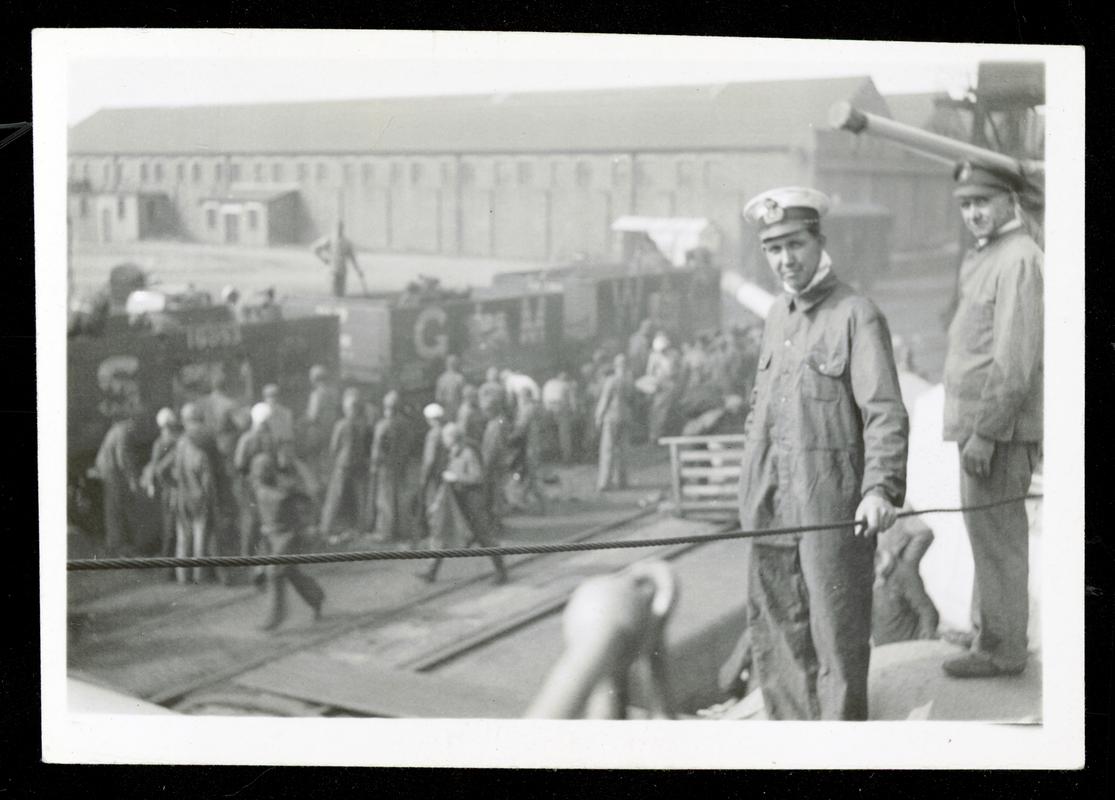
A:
[[69, 77, 887, 156]]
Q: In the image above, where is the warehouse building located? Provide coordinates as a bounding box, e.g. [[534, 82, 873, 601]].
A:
[[67, 77, 958, 277]]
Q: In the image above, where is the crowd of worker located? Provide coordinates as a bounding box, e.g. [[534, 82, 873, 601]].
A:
[[86, 319, 762, 629]]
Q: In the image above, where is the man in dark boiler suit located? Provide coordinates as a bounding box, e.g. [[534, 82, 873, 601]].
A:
[[737, 186, 908, 720]]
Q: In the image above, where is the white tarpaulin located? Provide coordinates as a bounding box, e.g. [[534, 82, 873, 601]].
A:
[[611, 216, 722, 267], [124, 289, 168, 316]]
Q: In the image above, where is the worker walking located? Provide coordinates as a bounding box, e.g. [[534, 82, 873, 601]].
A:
[[251, 452, 326, 632], [421, 423, 509, 585]]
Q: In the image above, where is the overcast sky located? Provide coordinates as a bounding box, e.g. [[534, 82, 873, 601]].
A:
[[61, 32, 1042, 125]]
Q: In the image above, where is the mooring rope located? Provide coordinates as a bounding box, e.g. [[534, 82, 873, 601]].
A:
[[66, 494, 1042, 572]]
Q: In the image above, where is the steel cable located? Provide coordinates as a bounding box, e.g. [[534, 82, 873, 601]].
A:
[[66, 494, 1042, 572]]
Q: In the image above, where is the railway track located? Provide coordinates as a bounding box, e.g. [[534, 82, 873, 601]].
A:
[[69, 505, 731, 718], [173, 512, 728, 718]]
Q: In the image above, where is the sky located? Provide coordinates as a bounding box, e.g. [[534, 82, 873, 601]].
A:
[[57, 31, 1042, 125]]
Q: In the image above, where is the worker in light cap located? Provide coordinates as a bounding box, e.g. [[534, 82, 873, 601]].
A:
[[731, 186, 908, 721], [250, 401, 272, 428], [221, 284, 246, 323], [421, 422, 509, 585], [416, 403, 447, 544], [233, 401, 279, 583], [142, 407, 182, 567], [173, 402, 230, 584]]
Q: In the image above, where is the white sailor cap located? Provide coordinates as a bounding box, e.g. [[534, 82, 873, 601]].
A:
[[743, 187, 831, 242], [423, 403, 445, 420], [250, 402, 273, 428]]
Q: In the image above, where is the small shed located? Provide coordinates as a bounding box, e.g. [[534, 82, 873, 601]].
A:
[[198, 183, 300, 247], [69, 189, 175, 244]]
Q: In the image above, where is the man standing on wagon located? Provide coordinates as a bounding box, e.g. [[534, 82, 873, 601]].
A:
[[737, 186, 908, 720]]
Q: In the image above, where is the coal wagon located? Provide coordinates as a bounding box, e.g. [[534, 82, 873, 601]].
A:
[[67, 303, 339, 538], [284, 262, 722, 398]]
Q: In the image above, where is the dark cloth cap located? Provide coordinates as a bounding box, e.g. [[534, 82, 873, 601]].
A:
[[953, 160, 1025, 198]]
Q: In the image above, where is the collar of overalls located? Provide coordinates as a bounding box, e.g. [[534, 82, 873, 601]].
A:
[[975, 217, 1024, 251], [787, 268, 839, 314]]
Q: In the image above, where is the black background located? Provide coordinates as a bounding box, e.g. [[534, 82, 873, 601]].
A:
[[1, 1, 1107, 795]]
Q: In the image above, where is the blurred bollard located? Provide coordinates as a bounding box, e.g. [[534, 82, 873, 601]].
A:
[[525, 560, 677, 719]]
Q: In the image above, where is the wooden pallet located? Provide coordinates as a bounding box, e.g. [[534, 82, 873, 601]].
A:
[[659, 434, 746, 521]]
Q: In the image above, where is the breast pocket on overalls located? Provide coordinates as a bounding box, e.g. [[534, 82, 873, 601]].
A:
[[802, 346, 847, 401]]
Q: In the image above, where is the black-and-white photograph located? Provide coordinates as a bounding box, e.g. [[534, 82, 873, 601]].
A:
[[35, 31, 1084, 768]]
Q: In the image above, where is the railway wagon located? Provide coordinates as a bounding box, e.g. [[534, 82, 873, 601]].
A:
[[284, 262, 723, 396], [284, 285, 565, 394], [67, 309, 340, 538]]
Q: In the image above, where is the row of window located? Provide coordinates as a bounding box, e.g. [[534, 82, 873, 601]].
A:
[[73, 196, 128, 220], [204, 207, 259, 231], [71, 157, 725, 191]]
